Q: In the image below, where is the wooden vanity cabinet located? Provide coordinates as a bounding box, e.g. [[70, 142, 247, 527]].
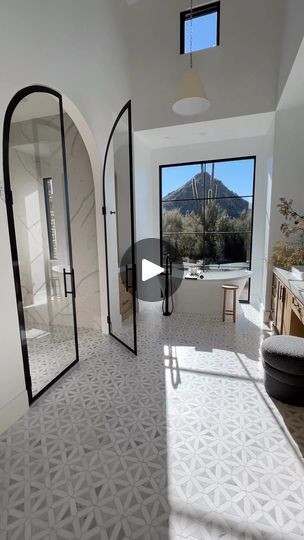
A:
[[270, 271, 304, 337], [276, 281, 285, 334], [270, 274, 279, 327], [271, 274, 286, 334]]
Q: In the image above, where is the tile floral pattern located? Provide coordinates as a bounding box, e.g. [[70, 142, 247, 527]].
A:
[[27, 324, 77, 396], [1, 304, 304, 539]]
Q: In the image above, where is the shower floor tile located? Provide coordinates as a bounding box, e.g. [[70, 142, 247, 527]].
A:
[[27, 325, 79, 397], [1, 304, 304, 539]]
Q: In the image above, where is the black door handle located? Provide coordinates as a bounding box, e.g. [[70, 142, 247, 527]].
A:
[[126, 264, 129, 292], [71, 269, 76, 298], [63, 268, 76, 298], [63, 267, 68, 298]]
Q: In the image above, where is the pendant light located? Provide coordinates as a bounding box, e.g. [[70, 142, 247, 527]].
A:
[[173, 0, 210, 116]]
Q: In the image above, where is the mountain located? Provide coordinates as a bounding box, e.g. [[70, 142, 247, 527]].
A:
[[163, 172, 249, 218]]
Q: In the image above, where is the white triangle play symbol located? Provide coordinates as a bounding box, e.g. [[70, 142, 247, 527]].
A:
[[142, 259, 164, 282]]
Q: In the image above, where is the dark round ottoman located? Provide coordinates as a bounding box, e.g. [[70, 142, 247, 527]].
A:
[[262, 335, 304, 406]]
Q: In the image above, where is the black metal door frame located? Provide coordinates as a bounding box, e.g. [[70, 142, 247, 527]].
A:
[[2, 85, 79, 404], [102, 100, 137, 355]]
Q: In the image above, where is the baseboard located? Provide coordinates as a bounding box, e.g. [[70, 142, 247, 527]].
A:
[[0, 391, 29, 435]]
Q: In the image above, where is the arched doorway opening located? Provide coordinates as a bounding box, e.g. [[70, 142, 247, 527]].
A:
[[3, 85, 105, 402]]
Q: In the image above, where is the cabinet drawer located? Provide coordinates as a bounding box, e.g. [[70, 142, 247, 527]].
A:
[[292, 296, 304, 323]]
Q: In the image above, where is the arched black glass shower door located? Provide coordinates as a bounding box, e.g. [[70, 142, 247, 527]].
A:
[[3, 86, 79, 403], [103, 101, 137, 354]]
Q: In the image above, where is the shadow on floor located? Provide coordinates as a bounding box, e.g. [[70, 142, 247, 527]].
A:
[[272, 399, 304, 458]]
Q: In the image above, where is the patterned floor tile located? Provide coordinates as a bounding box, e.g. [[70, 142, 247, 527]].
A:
[[1, 304, 304, 539], [26, 325, 77, 397]]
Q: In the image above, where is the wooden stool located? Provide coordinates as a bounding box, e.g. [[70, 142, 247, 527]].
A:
[[222, 284, 239, 322]]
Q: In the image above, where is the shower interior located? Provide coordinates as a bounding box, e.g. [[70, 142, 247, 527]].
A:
[[7, 91, 101, 398]]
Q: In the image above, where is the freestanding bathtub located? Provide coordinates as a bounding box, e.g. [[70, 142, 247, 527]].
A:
[[173, 269, 252, 317]]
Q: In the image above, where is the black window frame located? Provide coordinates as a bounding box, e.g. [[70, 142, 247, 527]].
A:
[[180, 1, 221, 55], [159, 156, 256, 304]]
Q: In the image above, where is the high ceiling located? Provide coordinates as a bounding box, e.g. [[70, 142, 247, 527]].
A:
[[126, 0, 286, 132], [135, 112, 275, 149]]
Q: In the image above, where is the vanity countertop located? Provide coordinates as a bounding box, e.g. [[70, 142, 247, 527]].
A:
[[274, 267, 304, 305]]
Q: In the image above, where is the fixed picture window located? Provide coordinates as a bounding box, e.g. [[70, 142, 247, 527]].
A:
[[180, 1, 220, 54], [160, 157, 256, 302]]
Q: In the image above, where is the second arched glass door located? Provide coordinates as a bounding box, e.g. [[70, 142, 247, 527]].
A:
[[103, 101, 137, 354]]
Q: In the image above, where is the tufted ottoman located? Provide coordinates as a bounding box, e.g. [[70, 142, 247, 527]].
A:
[[262, 335, 304, 406]]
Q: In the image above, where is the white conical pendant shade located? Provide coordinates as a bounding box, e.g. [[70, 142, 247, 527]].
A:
[[173, 67, 210, 116]]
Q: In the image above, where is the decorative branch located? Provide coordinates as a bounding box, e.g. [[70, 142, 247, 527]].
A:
[[270, 198, 304, 269]]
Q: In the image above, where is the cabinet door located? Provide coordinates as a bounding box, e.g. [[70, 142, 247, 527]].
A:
[[276, 283, 285, 334], [270, 274, 278, 325], [282, 288, 292, 335]]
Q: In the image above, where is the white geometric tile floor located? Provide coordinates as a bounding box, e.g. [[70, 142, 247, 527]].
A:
[[1, 304, 304, 539], [26, 325, 78, 397]]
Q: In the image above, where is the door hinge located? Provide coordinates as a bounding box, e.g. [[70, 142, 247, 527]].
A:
[[107, 315, 111, 325], [102, 206, 106, 215]]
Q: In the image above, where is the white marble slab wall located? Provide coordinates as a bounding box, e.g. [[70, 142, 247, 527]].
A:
[[9, 113, 101, 331], [64, 114, 101, 330], [9, 120, 56, 330], [9, 116, 77, 330]]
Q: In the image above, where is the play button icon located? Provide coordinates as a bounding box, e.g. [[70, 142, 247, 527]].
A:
[[121, 237, 184, 302], [142, 259, 164, 282]]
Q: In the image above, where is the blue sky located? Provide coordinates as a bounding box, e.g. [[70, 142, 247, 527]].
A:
[[161, 159, 255, 199], [185, 12, 217, 52]]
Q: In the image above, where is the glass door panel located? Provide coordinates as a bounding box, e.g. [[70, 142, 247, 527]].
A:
[[103, 102, 137, 354], [6, 88, 78, 400]]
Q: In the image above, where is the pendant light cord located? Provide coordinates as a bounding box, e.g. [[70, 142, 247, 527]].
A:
[[190, 0, 193, 68]]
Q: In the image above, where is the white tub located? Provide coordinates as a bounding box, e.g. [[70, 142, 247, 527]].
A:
[[173, 269, 252, 316]]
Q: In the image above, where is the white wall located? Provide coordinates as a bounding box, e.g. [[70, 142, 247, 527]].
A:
[[0, 0, 131, 433], [0, 200, 28, 433], [263, 35, 304, 317], [277, 0, 304, 102], [264, 104, 304, 315], [134, 134, 157, 240], [261, 120, 275, 317], [128, 0, 284, 131], [134, 132, 275, 309]]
